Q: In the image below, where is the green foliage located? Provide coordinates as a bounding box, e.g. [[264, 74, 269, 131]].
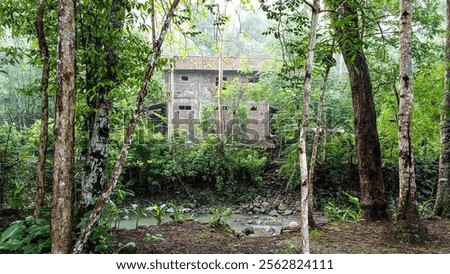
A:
[[0, 216, 50, 254], [207, 207, 232, 232], [324, 194, 361, 222], [103, 200, 129, 229], [76, 211, 116, 254], [167, 202, 184, 222], [309, 228, 324, 239], [144, 233, 165, 242], [127, 127, 268, 203], [129, 204, 149, 229], [418, 199, 434, 219], [271, 242, 294, 254], [148, 204, 167, 225]]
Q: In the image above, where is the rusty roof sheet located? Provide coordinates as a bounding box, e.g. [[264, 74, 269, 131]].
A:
[[167, 56, 270, 72]]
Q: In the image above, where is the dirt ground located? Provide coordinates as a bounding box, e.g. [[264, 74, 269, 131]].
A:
[[114, 218, 450, 254]]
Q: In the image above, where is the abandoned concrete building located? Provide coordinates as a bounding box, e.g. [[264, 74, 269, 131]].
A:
[[157, 56, 274, 146]]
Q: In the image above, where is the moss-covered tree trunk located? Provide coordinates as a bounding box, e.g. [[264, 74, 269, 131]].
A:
[[434, 0, 450, 218], [82, 0, 127, 206], [73, 0, 181, 253], [331, 0, 389, 221], [52, 0, 76, 254]]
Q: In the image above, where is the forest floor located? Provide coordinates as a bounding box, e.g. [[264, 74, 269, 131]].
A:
[[114, 218, 450, 254]]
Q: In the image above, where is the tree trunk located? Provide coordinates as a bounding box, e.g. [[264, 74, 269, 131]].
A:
[[332, 0, 389, 221], [396, 0, 427, 241], [82, 0, 127, 206], [52, 0, 76, 254], [308, 59, 331, 228], [73, 0, 181, 253], [34, 0, 50, 220], [434, 0, 450, 218], [299, 0, 320, 254]]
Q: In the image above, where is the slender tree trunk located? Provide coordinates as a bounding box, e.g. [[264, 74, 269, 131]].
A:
[[434, 0, 450, 218], [82, 0, 127, 206], [73, 0, 181, 253], [331, 0, 389, 221], [34, 0, 50, 220], [396, 0, 427, 240], [308, 60, 331, 228], [299, 0, 320, 254], [52, 0, 76, 254], [217, 4, 225, 140]]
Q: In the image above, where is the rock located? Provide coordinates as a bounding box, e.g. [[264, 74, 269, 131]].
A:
[[261, 202, 270, 208], [182, 208, 192, 213], [278, 202, 287, 212], [242, 227, 254, 236], [247, 220, 255, 224], [263, 219, 282, 225], [287, 221, 299, 228], [284, 209, 293, 215], [269, 209, 278, 216], [266, 227, 277, 234]]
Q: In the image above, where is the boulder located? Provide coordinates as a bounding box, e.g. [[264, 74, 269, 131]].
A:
[[268, 209, 278, 216]]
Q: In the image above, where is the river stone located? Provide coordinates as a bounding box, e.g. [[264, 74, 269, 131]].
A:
[[263, 219, 282, 225], [182, 208, 192, 213], [278, 202, 288, 212], [268, 209, 278, 216], [242, 227, 254, 236], [287, 221, 299, 228], [266, 227, 276, 234], [284, 209, 293, 215], [261, 202, 270, 208]]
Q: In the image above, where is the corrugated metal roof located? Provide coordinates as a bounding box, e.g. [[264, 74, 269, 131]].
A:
[[167, 56, 270, 72]]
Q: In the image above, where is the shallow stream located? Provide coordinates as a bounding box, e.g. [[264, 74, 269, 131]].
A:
[[117, 213, 328, 235]]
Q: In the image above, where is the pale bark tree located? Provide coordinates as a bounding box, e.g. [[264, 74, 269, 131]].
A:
[[34, 0, 50, 220], [397, 0, 427, 239], [73, 0, 181, 253], [434, 0, 450, 218], [82, 0, 127, 206], [331, 0, 389, 221], [307, 54, 332, 228], [299, 0, 320, 254], [52, 0, 76, 254]]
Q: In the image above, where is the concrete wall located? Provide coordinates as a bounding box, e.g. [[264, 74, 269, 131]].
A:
[[165, 69, 273, 146]]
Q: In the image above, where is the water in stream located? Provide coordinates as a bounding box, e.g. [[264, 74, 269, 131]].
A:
[[117, 214, 327, 235]]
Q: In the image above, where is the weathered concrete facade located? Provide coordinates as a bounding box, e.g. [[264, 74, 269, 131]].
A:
[[164, 56, 273, 146]]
